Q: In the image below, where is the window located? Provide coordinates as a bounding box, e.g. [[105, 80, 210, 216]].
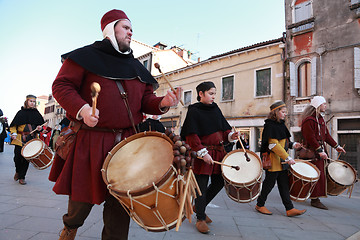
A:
[[143, 60, 148, 70], [184, 90, 192, 106], [289, 0, 314, 34], [221, 75, 234, 101], [297, 61, 311, 97], [290, 58, 317, 97], [255, 68, 271, 97]]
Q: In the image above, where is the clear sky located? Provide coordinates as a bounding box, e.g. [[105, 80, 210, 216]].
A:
[[0, 0, 285, 122]]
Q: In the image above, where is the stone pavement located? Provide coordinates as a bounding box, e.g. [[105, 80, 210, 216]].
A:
[[0, 144, 359, 240]]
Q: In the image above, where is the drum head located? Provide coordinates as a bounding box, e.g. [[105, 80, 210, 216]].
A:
[[291, 161, 319, 179], [222, 150, 262, 185], [22, 139, 43, 158], [327, 160, 356, 186], [105, 132, 174, 193]]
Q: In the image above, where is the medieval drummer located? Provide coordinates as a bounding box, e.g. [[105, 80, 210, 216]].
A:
[[10, 94, 45, 185], [301, 96, 346, 210]]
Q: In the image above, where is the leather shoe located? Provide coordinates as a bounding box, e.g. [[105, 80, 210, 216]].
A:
[[286, 208, 306, 217], [19, 179, 27, 185], [192, 205, 212, 223], [196, 220, 210, 234], [14, 173, 19, 181], [59, 226, 78, 240], [311, 198, 328, 210], [255, 205, 272, 215]]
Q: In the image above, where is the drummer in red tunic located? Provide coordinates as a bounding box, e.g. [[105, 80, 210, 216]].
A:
[[301, 96, 345, 210], [49, 9, 182, 240], [180, 81, 239, 234]]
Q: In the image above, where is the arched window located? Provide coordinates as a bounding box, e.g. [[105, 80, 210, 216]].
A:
[[297, 61, 311, 97], [289, 57, 317, 97]]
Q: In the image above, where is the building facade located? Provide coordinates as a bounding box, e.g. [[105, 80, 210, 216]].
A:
[[155, 38, 286, 154], [284, 0, 360, 171]]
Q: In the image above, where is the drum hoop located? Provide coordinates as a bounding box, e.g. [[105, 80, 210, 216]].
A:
[[326, 159, 357, 187], [290, 160, 320, 182], [21, 138, 45, 159], [102, 131, 174, 197], [221, 149, 262, 186]]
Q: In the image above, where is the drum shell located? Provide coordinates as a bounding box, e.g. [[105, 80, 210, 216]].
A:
[[326, 160, 357, 196], [288, 160, 320, 202], [222, 149, 262, 203], [102, 131, 183, 232], [21, 139, 54, 170]]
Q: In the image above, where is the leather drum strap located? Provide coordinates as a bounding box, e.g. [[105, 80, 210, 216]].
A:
[[115, 81, 138, 134]]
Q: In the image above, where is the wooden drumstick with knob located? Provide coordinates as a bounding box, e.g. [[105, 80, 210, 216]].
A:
[[232, 126, 251, 162], [154, 63, 184, 106], [198, 156, 240, 170], [91, 82, 101, 117]]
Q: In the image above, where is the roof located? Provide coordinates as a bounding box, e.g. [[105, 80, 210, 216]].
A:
[[208, 37, 284, 60]]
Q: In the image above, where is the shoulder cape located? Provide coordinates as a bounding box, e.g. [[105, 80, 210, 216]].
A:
[[61, 39, 158, 89], [10, 107, 45, 127], [260, 119, 291, 153], [180, 102, 231, 139]]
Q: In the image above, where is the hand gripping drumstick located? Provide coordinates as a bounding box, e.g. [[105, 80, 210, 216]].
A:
[[154, 63, 184, 106], [91, 82, 101, 117], [29, 122, 47, 135], [232, 127, 251, 162]]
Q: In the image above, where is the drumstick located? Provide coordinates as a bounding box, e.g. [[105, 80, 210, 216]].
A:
[[232, 127, 250, 162], [198, 157, 240, 170], [154, 63, 184, 106], [281, 159, 312, 164], [91, 82, 101, 117], [213, 160, 240, 171], [29, 122, 47, 135], [176, 169, 192, 231], [336, 144, 346, 160]]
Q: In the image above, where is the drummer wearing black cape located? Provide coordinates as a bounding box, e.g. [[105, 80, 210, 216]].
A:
[[9, 94, 45, 185], [180, 81, 239, 234], [255, 100, 306, 217]]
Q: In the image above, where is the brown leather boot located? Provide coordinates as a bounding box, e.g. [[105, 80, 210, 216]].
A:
[[311, 198, 328, 210], [14, 173, 19, 181], [255, 205, 273, 215], [196, 220, 210, 234], [286, 208, 307, 217], [59, 226, 77, 240], [192, 205, 212, 223]]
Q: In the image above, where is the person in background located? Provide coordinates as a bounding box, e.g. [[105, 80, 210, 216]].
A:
[[138, 114, 166, 133], [0, 109, 9, 152], [301, 96, 345, 210], [9, 95, 45, 185], [180, 81, 238, 234], [49, 9, 182, 240], [255, 100, 306, 217]]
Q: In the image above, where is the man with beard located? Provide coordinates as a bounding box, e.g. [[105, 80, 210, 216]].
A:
[[50, 9, 182, 240]]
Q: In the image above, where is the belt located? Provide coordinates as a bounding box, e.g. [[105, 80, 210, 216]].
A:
[[204, 145, 225, 151], [80, 124, 123, 133]]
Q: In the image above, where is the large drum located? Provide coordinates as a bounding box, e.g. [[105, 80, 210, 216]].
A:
[[327, 159, 357, 196], [21, 138, 54, 170], [222, 149, 263, 203], [101, 131, 183, 232], [288, 160, 320, 202]]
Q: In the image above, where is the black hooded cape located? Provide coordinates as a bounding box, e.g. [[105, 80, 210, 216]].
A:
[[260, 119, 291, 154], [180, 102, 231, 139], [10, 107, 44, 127], [61, 39, 159, 89]]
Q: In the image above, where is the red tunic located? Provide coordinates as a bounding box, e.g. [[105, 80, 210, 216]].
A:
[[49, 59, 165, 204], [185, 130, 231, 175], [301, 113, 337, 198]]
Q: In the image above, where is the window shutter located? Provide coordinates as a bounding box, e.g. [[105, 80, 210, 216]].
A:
[[355, 47, 360, 89], [311, 57, 317, 95], [290, 62, 296, 96]]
